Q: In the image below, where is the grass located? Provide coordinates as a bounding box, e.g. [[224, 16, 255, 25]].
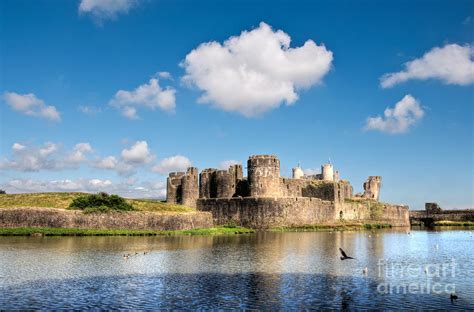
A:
[[433, 220, 474, 226], [270, 223, 392, 232], [0, 226, 255, 236], [0, 192, 193, 213]]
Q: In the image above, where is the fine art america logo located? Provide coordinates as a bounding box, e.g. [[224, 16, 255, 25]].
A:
[[377, 258, 456, 295]]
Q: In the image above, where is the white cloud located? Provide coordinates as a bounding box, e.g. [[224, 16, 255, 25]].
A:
[[66, 143, 93, 163], [181, 22, 333, 117], [39, 142, 59, 157], [0, 142, 92, 171], [121, 141, 154, 164], [218, 160, 241, 170], [92, 155, 136, 177], [3, 92, 61, 121], [12, 143, 26, 152], [110, 78, 176, 119], [121, 106, 138, 119], [157, 71, 172, 79], [1, 178, 166, 199], [78, 105, 101, 115], [303, 168, 319, 176], [93, 156, 118, 169], [152, 155, 192, 174], [365, 95, 425, 134], [380, 44, 474, 88], [91, 140, 155, 176], [78, 0, 137, 23]]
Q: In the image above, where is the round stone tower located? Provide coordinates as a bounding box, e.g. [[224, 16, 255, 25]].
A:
[[292, 165, 304, 179], [247, 155, 281, 197], [181, 167, 199, 208], [321, 163, 334, 182], [215, 170, 235, 198]]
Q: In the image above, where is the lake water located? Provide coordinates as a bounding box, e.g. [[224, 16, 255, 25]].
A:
[[1, 228, 473, 310]]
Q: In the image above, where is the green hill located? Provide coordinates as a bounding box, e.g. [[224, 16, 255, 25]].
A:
[[0, 192, 193, 213]]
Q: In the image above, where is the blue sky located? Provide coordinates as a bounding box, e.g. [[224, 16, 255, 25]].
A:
[[0, 0, 473, 209]]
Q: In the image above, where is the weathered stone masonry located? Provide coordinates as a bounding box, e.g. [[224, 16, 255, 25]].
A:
[[167, 154, 410, 228], [410, 202, 474, 226]]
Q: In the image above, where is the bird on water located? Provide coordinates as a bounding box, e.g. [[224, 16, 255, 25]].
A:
[[339, 248, 355, 260], [450, 293, 458, 303]]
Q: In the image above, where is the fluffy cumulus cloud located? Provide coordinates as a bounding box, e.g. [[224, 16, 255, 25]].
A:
[[218, 160, 241, 170], [121, 141, 154, 164], [93, 156, 118, 170], [93, 155, 136, 177], [152, 155, 192, 175], [365, 95, 425, 134], [0, 142, 92, 171], [92, 140, 155, 176], [78, 0, 138, 23], [3, 92, 61, 121], [2, 178, 167, 199], [380, 44, 474, 88], [66, 143, 93, 163], [109, 78, 176, 119], [181, 22, 333, 117]]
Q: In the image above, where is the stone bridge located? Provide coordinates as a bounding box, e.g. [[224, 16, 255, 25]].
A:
[[410, 203, 474, 226]]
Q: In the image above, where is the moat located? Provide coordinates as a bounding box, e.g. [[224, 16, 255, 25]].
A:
[[1, 228, 473, 310]]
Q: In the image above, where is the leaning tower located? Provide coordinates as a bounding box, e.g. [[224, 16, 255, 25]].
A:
[[247, 155, 281, 197]]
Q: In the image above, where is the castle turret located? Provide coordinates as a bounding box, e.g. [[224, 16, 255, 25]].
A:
[[215, 170, 235, 198], [292, 164, 304, 179], [247, 155, 281, 197], [321, 163, 334, 182], [199, 168, 217, 199], [181, 167, 199, 208]]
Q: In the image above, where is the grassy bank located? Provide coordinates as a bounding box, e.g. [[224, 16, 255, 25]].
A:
[[270, 223, 392, 232], [0, 192, 193, 213], [433, 221, 474, 226], [0, 226, 254, 236]]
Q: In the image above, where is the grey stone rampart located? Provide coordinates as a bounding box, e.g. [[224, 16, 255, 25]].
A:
[[197, 197, 409, 229]]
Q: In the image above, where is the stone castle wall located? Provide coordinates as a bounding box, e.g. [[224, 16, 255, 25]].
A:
[[410, 205, 474, 223], [280, 179, 353, 202], [197, 197, 409, 229], [340, 201, 409, 227], [0, 207, 213, 231]]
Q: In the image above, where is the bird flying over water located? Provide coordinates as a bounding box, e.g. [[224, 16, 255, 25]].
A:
[[339, 248, 355, 260]]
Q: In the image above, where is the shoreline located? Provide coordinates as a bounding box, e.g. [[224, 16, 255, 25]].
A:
[[1, 222, 472, 237], [1, 223, 396, 236], [0, 226, 255, 236]]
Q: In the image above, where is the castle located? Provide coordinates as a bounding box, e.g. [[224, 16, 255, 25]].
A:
[[167, 155, 409, 228]]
